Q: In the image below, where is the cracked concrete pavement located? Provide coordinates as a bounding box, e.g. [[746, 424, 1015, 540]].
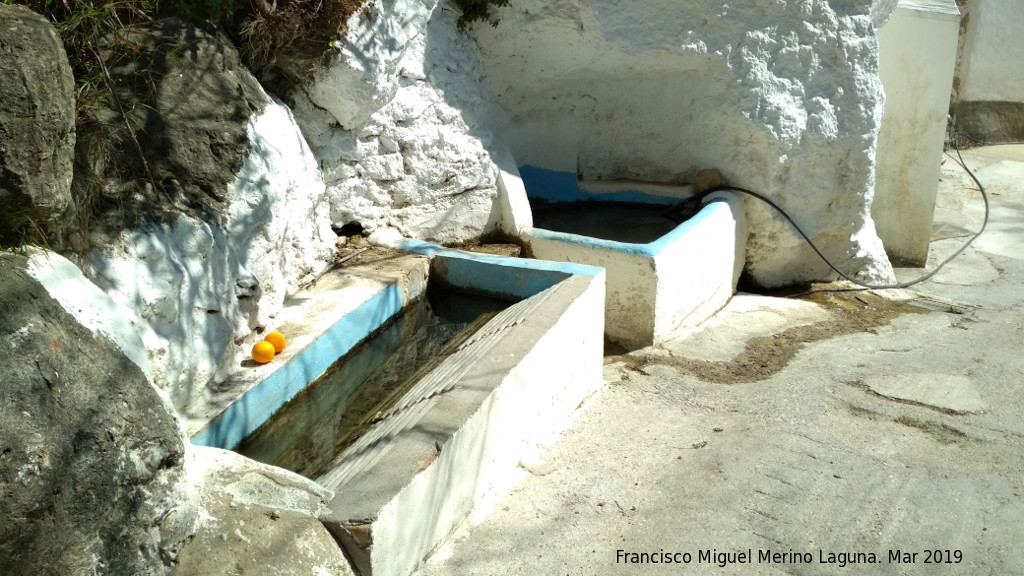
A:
[[412, 146, 1024, 575]]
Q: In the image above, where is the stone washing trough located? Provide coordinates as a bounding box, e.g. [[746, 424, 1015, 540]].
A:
[[512, 166, 747, 349], [188, 243, 605, 576]]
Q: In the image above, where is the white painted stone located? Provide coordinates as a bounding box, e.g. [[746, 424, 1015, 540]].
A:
[[379, 134, 400, 153], [955, 0, 1023, 103], [25, 248, 152, 379], [362, 153, 406, 181], [303, 0, 439, 129], [471, 0, 897, 287], [367, 226, 405, 246], [294, 6, 505, 245], [491, 144, 534, 236], [185, 447, 334, 517], [89, 99, 335, 412], [874, 1, 960, 265], [165, 446, 355, 575], [872, 0, 902, 27], [295, 0, 903, 284]]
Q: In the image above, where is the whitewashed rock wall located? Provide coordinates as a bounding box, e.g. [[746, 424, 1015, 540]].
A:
[[293, 0, 900, 284], [294, 1, 502, 244], [954, 0, 1022, 104], [88, 100, 335, 413], [872, 0, 901, 27], [952, 0, 1024, 142], [471, 0, 897, 287]]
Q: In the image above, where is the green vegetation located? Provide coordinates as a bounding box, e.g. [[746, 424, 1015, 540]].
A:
[[160, 0, 234, 29], [452, 0, 510, 28], [1, 0, 370, 249], [236, 0, 367, 93], [0, 209, 50, 253], [0, 0, 512, 249], [2, 0, 368, 94]]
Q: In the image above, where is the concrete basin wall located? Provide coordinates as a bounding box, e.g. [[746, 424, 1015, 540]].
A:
[[527, 229, 658, 347], [952, 0, 1024, 142], [526, 193, 746, 349], [652, 194, 747, 341], [321, 242, 606, 576], [372, 274, 604, 576]]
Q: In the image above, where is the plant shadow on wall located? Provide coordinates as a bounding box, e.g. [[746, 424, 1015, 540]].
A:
[[0, 1, 229, 250], [0, 0, 371, 252], [0, 0, 347, 412], [74, 22, 261, 243], [0, 0, 513, 251], [450, 0, 511, 28], [73, 15, 315, 414]]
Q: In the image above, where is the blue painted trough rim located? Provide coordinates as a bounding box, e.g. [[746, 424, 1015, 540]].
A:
[[518, 165, 727, 257], [192, 283, 406, 449], [529, 198, 730, 258], [192, 242, 601, 450], [518, 165, 682, 206], [400, 239, 601, 301]]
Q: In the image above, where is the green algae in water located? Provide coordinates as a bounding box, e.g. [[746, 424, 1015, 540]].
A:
[[234, 287, 514, 479]]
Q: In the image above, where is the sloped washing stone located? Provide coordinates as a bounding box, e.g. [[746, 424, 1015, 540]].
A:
[[188, 252, 430, 450], [315, 248, 605, 576]]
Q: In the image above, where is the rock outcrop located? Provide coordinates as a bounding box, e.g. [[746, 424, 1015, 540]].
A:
[[82, 20, 268, 222], [82, 21, 335, 412], [1, 250, 355, 575], [0, 5, 76, 242], [294, 1, 502, 244], [0, 249, 185, 576], [469, 0, 896, 287]]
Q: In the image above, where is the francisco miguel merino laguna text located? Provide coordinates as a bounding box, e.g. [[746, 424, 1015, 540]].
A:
[[616, 548, 881, 567]]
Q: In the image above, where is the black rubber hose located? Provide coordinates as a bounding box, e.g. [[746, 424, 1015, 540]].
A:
[[684, 124, 989, 291]]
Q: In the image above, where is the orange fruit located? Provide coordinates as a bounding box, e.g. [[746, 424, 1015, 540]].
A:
[[252, 341, 276, 364], [265, 331, 287, 353]]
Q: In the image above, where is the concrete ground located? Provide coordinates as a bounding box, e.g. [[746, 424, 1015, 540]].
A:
[[412, 146, 1024, 576]]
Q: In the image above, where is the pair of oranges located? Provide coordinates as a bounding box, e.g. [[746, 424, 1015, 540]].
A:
[[251, 332, 287, 364]]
